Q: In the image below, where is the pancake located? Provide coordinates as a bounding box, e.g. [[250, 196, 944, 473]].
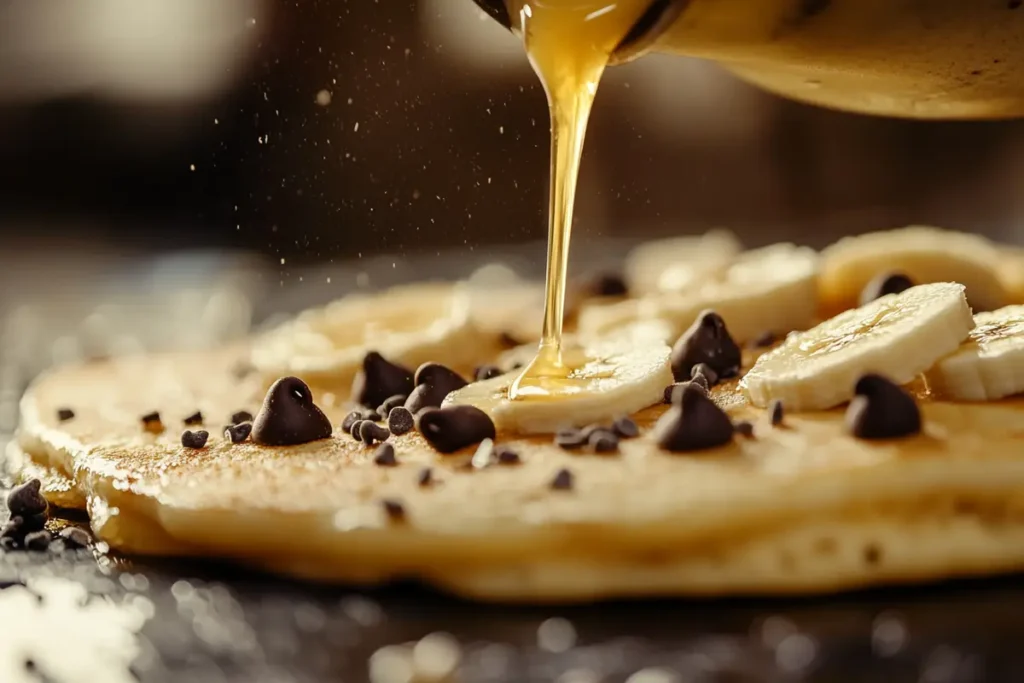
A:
[[12, 345, 1024, 602]]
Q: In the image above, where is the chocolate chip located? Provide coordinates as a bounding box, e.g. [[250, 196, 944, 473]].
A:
[[141, 411, 164, 433], [417, 406, 496, 454], [499, 332, 522, 348], [751, 331, 778, 349], [404, 384, 445, 415], [612, 416, 639, 439], [342, 411, 362, 432], [494, 445, 521, 465], [349, 420, 366, 442], [352, 352, 414, 408], [59, 527, 91, 549], [7, 479, 47, 517], [230, 410, 254, 425], [183, 411, 204, 426], [224, 422, 252, 444], [550, 468, 574, 491], [0, 537, 16, 550], [670, 311, 742, 382], [654, 384, 735, 452], [377, 394, 408, 419], [664, 381, 704, 405], [691, 363, 719, 387], [381, 499, 406, 521], [769, 399, 785, 426], [24, 530, 51, 552], [373, 443, 398, 466], [734, 420, 755, 438], [474, 365, 503, 382], [691, 372, 710, 393], [1, 516, 25, 541], [588, 430, 619, 453], [554, 428, 587, 450], [589, 272, 629, 297], [20, 512, 46, 533], [252, 377, 333, 446], [56, 408, 75, 422], [181, 430, 209, 449], [859, 272, 914, 306], [416, 362, 468, 398], [360, 421, 391, 446], [417, 467, 434, 487], [387, 406, 414, 436], [846, 373, 921, 439]]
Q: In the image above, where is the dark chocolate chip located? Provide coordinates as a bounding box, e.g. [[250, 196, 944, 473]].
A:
[[417, 406, 496, 454], [770, 399, 785, 426], [387, 406, 414, 436], [494, 445, 521, 465], [589, 272, 629, 298], [404, 384, 447, 415], [554, 428, 587, 450], [381, 499, 406, 521], [691, 363, 719, 387], [846, 374, 921, 439], [352, 352, 414, 409], [373, 443, 398, 466], [21, 512, 46, 533], [230, 410, 254, 425], [342, 411, 362, 432], [0, 536, 17, 550], [612, 416, 640, 439], [859, 272, 914, 306], [141, 411, 164, 433], [224, 422, 252, 444], [24, 530, 51, 552], [691, 372, 710, 393], [654, 384, 735, 452], [56, 408, 75, 422], [1, 516, 25, 541], [252, 376, 333, 446], [474, 364, 503, 382], [670, 310, 742, 382], [59, 527, 91, 549], [377, 394, 408, 419], [349, 420, 366, 442], [509, 361, 525, 371], [664, 381, 705, 405], [414, 363, 468, 402], [181, 430, 209, 449], [751, 331, 778, 349], [734, 420, 755, 438], [588, 430, 620, 453], [550, 468, 574, 491], [7, 479, 47, 517], [417, 467, 433, 487], [499, 332, 522, 349], [360, 421, 391, 446], [183, 411, 204, 426]]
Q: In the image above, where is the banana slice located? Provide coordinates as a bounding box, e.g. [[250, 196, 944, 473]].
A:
[[465, 263, 544, 345], [578, 243, 818, 344], [741, 282, 974, 411], [252, 283, 492, 394], [996, 246, 1024, 305], [444, 340, 673, 434], [819, 226, 1009, 316], [624, 229, 742, 296], [924, 305, 1024, 401]]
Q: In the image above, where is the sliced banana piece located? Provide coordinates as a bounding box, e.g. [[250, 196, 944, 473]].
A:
[[924, 305, 1024, 401], [251, 283, 492, 394], [741, 282, 974, 411], [996, 246, 1024, 305], [578, 243, 818, 344], [624, 229, 742, 296], [444, 340, 672, 434], [819, 226, 1009, 316], [465, 263, 545, 345]]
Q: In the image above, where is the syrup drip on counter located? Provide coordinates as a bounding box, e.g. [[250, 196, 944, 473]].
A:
[[506, 0, 650, 401]]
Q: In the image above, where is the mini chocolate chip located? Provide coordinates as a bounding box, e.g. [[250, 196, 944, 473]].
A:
[[589, 430, 619, 453], [550, 468, 574, 491], [494, 445, 521, 465], [691, 372, 710, 393], [405, 384, 447, 415], [665, 381, 707, 405], [56, 408, 75, 422], [670, 310, 742, 382], [612, 416, 640, 439], [360, 421, 391, 446], [554, 428, 587, 450], [751, 331, 778, 349], [377, 394, 408, 419], [141, 411, 164, 433], [381, 499, 406, 521], [413, 363, 468, 405], [0, 537, 16, 550], [252, 377, 333, 446], [7, 479, 47, 517], [224, 422, 252, 444], [59, 527, 91, 549], [691, 363, 719, 387], [1, 516, 25, 540], [499, 332, 522, 348], [417, 406, 496, 454], [349, 420, 366, 442], [846, 373, 921, 439], [20, 512, 46, 533], [734, 420, 755, 438], [859, 272, 914, 306], [373, 443, 398, 466], [769, 399, 785, 426], [509, 361, 525, 371], [654, 384, 735, 452], [24, 530, 51, 552], [342, 411, 362, 432], [589, 272, 629, 297], [387, 406, 414, 435], [352, 352, 414, 408], [230, 410, 254, 425], [417, 467, 434, 487], [183, 411, 204, 426], [474, 364, 503, 382], [181, 430, 209, 449]]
